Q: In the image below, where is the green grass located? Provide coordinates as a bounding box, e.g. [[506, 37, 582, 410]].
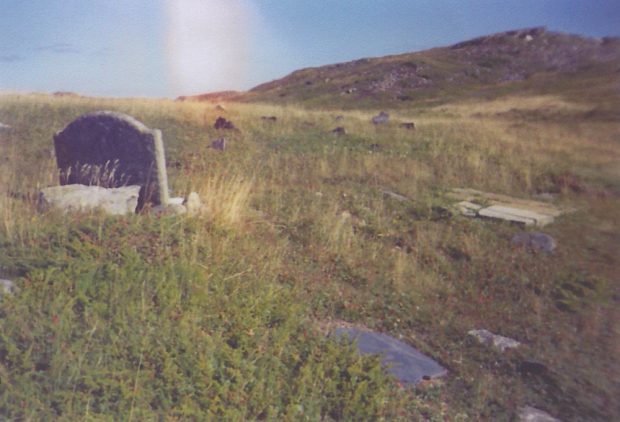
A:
[[1, 93, 619, 420]]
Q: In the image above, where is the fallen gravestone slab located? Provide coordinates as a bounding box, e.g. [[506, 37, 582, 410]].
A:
[[449, 188, 565, 227], [53, 111, 170, 210], [39, 184, 140, 215], [478, 205, 554, 227], [332, 327, 447, 385], [468, 329, 521, 352], [519, 406, 562, 422], [511, 232, 557, 253]]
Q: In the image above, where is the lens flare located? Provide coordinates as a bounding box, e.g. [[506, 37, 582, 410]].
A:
[[166, 0, 258, 95]]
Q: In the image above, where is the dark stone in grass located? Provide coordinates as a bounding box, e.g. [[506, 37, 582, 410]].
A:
[[261, 116, 277, 122], [214, 116, 237, 130], [331, 126, 346, 135], [400, 122, 416, 130], [519, 360, 549, 376], [332, 327, 447, 385], [211, 137, 226, 151], [372, 111, 390, 125], [511, 232, 556, 253]]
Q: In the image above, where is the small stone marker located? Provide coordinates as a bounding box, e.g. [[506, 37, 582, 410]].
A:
[[400, 122, 416, 130], [260, 116, 277, 122], [39, 184, 140, 215], [511, 232, 557, 253], [333, 327, 447, 385], [331, 126, 346, 135], [468, 329, 521, 352], [53, 111, 170, 210], [519, 406, 562, 422], [372, 111, 390, 124], [211, 137, 226, 150]]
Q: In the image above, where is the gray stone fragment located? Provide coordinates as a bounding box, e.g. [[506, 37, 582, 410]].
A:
[[39, 184, 140, 215], [372, 111, 390, 124], [53, 111, 169, 209], [184, 192, 202, 216], [519, 406, 562, 421], [333, 327, 447, 385], [468, 329, 521, 352], [0, 279, 15, 295], [382, 190, 409, 202], [511, 232, 557, 253], [478, 205, 554, 226], [0, 122, 11, 130], [331, 126, 346, 135]]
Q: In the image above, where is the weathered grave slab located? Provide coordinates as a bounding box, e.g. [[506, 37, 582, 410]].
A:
[[478, 205, 554, 226], [449, 188, 564, 226], [39, 184, 140, 215], [53, 111, 169, 209], [468, 329, 521, 352], [333, 327, 447, 385], [372, 111, 390, 124]]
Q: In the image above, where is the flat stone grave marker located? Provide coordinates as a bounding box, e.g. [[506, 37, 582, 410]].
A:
[[332, 327, 447, 385], [53, 111, 170, 210], [448, 188, 566, 227]]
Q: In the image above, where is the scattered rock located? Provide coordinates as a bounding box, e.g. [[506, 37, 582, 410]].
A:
[[518, 406, 561, 422], [372, 111, 390, 124], [478, 205, 554, 227], [39, 184, 140, 215], [369, 143, 381, 151], [0, 279, 15, 295], [335, 115, 344, 121], [331, 126, 346, 135], [214, 116, 237, 130], [332, 327, 447, 385], [382, 190, 409, 202], [53, 111, 170, 209], [400, 122, 416, 129], [468, 329, 521, 352], [511, 232, 557, 253], [260, 116, 277, 122], [211, 137, 226, 150], [184, 192, 203, 216], [519, 360, 549, 377]]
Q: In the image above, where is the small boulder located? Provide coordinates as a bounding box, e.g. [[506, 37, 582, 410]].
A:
[[372, 111, 390, 124], [511, 232, 556, 253], [260, 116, 277, 122], [468, 329, 521, 352], [331, 126, 346, 135], [39, 184, 140, 215], [400, 122, 416, 130], [151, 203, 187, 216], [211, 137, 226, 150], [214, 117, 237, 130], [335, 115, 344, 121]]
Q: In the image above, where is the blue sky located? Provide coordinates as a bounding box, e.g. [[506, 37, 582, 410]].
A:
[[1, 0, 619, 98]]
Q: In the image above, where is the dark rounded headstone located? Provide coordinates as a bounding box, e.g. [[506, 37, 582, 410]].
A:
[[53, 111, 162, 209]]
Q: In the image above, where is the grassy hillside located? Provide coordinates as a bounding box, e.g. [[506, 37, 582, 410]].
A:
[[181, 28, 620, 112], [1, 92, 619, 420]]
